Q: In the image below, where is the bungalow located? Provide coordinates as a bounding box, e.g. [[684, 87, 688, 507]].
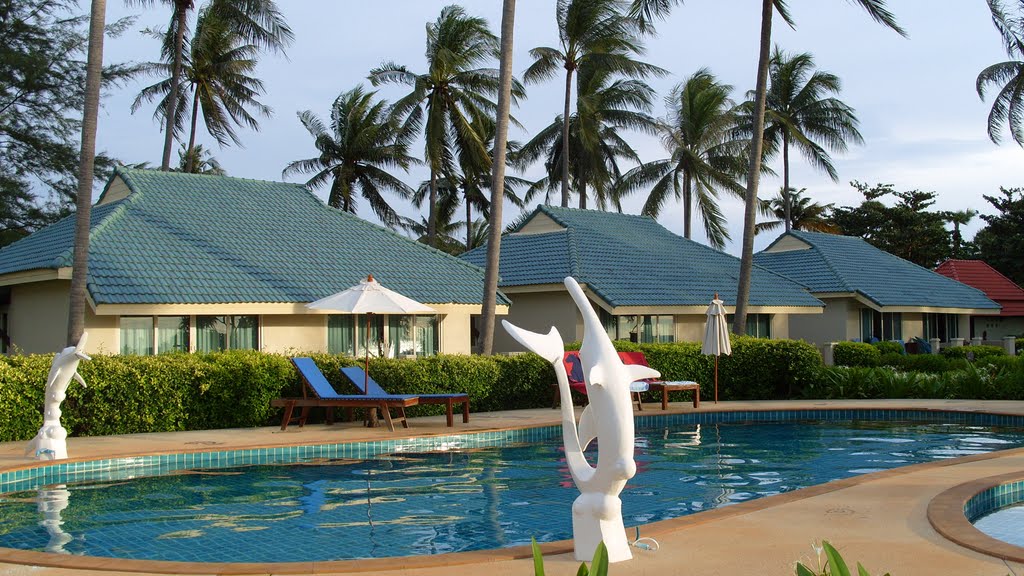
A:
[[460, 205, 824, 354], [0, 168, 507, 356], [753, 231, 1000, 348], [935, 259, 1024, 341]]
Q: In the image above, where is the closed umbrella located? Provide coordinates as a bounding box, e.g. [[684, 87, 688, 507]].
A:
[[307, 275, 434, 424], [701, 293, 732, 403]]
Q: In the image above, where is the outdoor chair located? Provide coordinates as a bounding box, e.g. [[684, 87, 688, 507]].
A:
[[551, 351, 646, 411], [340, 366, 470, 427], [617, 351, 700, 410], [271, 357, 420, 432]]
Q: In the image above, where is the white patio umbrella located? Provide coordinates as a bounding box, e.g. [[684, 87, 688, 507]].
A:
[[701, 293, 732, 404], [306, 274, 434, 394]]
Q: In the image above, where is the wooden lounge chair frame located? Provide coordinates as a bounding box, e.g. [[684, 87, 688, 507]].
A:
[[340, 366, 470, 427], [271, 358, 420, 432], [618, 351, 700, 410]]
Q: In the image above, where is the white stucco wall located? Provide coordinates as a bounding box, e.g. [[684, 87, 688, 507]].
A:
[[8, 281, 69, 354], [788, 297, 852, 346], [974, 316, 1024, 340], [261, 314, 327, 354], [491, 291, 578, 354]]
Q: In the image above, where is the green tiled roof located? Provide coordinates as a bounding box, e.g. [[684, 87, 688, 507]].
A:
[[461, 205, 822, 308], [753, 231, 1000, 310], [0, 168, 505, 306]]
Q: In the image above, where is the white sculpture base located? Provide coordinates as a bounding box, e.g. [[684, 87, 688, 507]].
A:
[[27, 423, 68, 460], [573, 492, 631, 562]]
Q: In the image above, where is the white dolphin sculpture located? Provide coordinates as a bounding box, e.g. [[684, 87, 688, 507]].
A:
[[25, 333, 90, 460], [502, 277, 659, 562]]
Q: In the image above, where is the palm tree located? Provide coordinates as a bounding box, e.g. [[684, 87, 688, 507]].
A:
[[519, 65, 657, 210], [283, 86, 417, 228], [749, 47, 862, 232], [400, 188, 466, 255], [133, 5, 272, 173], [370, 5, 521, 248], [523, 0, 664, 207], [68, 0, 107, 345], [945, 208, 978, 258], [177, 143, 225, 174], [756, 187, 838, 234], [732, 0, 903, 336], [128, 0, 291, 169], [978, 0, 1024, 146], [619, 68, 744, 249], [126, 0, 193, 170], [479, 0, 517, 355]]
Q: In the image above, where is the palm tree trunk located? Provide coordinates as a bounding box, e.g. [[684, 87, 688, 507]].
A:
[[465, 182, 473, 250], [782, 132, 791, 232], [68, 0, 106, 346], [479, 0, 516, 355], [578, 178, 586, 209], [185, 89, 201, 173], [560, 67, 573, 207], [162, 2, 188, 171], [733, 0, 774, 336], [683, 171, 692, 239], [428, 169, 438, 247]]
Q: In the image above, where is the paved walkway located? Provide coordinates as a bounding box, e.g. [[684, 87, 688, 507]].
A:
[[1, 399, 1023, 575]]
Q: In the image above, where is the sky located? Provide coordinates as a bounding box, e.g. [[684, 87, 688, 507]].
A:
[[94, 0, 1021, 257]]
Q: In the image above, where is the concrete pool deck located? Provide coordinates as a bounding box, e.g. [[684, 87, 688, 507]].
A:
[[1, 399, 1023, 576]]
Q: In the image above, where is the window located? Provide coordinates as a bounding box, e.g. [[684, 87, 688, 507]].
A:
[[389, 315, 439, 358], [599, 313, 674, 343], [0, 312, 7, 354], [195, 315, 258, 352], [120, 317, 154, 355], [120, 316, 189, 355], [157, 316, 190, 353], [329, 314, 440, 358], [860, 309, 902, 342], [726, 314, 772, 338], [924, 313, 959, 342]]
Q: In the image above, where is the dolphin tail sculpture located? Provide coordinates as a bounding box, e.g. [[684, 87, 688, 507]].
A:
[[503, 278, 659, 563]]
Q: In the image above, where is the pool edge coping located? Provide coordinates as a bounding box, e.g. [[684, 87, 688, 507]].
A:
[[928, 469, 1024, 564]]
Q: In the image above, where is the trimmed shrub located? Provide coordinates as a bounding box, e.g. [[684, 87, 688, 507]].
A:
[[873, 341, 904, 355], [941, 344, 1006, 360], [833, 342, 880, 367], [899, 353, 954, 373], [0, 350, 557, 442]]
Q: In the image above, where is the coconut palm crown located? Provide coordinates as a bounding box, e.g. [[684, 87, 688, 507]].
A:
[[978, 0, 1024, 146]]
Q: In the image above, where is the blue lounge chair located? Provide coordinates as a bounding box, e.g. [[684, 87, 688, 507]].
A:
[[340, 366, 470, 427], [271, 358, 420, 432]]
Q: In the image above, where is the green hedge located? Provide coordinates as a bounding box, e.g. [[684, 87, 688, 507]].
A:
[[1, 337, 826, 441], [873, 341, 904, 355], [833, 342, 880, 367], [568, 336, 823, 401], [805, 357, 1024, 401], [941, 344, 1006, 360]]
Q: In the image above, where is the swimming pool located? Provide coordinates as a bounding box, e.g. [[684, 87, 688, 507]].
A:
[[2, 409, 1023, 563]]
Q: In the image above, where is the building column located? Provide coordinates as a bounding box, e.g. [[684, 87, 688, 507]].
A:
[[1005, 336, 1017, 357]]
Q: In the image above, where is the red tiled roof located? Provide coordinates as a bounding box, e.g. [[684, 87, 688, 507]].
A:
[[935, 259, 1024, 316]]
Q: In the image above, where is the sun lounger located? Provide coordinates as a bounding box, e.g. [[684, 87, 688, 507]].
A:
[[340, 366, 469, 427], [551, 351, 646, 410], [617, 351, 700, 410], [271, 358, 420, 432]]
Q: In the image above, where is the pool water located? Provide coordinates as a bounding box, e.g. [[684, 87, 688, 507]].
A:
[[1, 420, 1022, 562], [974, 504, 1024, 547]]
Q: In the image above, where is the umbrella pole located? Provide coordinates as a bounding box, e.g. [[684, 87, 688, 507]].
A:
[[714, 355, 719, 404], [365, 314, 379, 427]]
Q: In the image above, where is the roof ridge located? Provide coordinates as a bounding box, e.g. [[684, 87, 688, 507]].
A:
[[52, 198, 132, 268], [118, 166, 312, 190], [793, 231, 855, 293], [565, 226, 582, 278]]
